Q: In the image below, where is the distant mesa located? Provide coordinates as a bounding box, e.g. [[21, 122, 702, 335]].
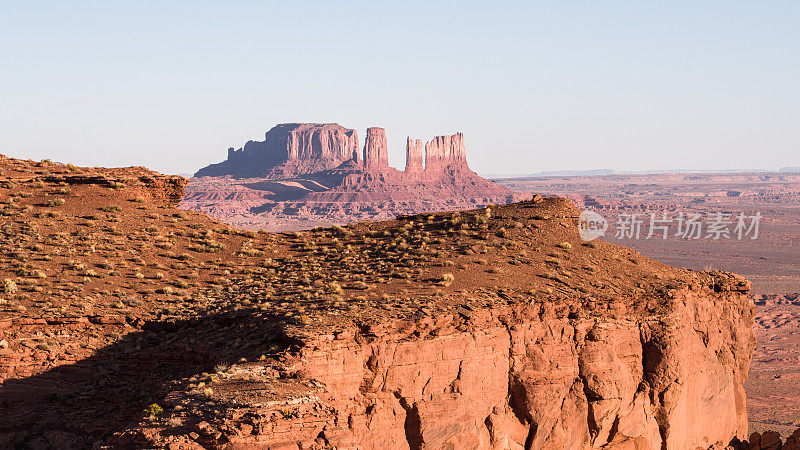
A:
[[184, 122, 524, 230], [195, 122, 476, 179], [195, 123, 359, 178]]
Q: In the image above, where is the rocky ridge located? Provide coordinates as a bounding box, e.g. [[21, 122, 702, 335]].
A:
[[0, 154, 758, 448]]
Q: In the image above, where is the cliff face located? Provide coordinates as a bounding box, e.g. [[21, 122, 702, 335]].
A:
[[182, 281, 751, 450], [195, 123, 359, 178], [0, 158, 755, 450], [196, 124, 472, 180]]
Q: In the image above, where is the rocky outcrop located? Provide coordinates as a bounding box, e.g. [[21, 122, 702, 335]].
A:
[[363, 127, 389, 171], [425, 132, 467, 172], [138, 270, 754, 449], [747, 428, 800, 449], [246, 282, 752, 449], [404, 137, 424, 175], [195, 123, 359, 178]]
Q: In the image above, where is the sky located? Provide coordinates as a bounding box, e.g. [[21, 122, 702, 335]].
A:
[[1, 1, 798, 176]]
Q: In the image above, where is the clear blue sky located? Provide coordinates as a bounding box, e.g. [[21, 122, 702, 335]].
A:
[[1, 1, 798, 176]]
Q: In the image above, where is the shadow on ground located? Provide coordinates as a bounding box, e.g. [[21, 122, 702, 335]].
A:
[[0, 308, 298, 449]]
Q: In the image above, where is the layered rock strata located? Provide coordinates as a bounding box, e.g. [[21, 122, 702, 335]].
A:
[[136, 199, 755, 449]]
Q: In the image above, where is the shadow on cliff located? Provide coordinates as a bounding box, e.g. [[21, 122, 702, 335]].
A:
[[0, 308, 299, 449]]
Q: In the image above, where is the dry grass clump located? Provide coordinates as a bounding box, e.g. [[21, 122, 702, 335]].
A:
[[439, 273, 455, 287], [42, 198, 65, 207], [3, 278, 18, 294]]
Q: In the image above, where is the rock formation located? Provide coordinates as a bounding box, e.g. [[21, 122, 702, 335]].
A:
[[425, 132, 467, 172], [195, 123, 359, 178], [404, 137, 424, 175], [184, 123, 524, 230], [362, 127, 389, 171]]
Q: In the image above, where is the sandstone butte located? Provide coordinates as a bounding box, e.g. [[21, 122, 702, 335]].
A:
[[183, 123, 525, 231], [0, 153, 787, 449]]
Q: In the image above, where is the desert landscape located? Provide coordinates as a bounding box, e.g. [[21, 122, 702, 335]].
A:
[[4, 2, 800, 449], [0, 136, 796, 448]]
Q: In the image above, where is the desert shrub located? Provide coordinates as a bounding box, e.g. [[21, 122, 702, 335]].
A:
[[143, 403, 163, 418], [440, 273, 455, 286], [3, 278, 18, 294], [328, 281, 343, 293]]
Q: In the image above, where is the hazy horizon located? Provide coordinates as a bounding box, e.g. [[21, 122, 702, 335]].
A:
[[2, 2, 798, 176]]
